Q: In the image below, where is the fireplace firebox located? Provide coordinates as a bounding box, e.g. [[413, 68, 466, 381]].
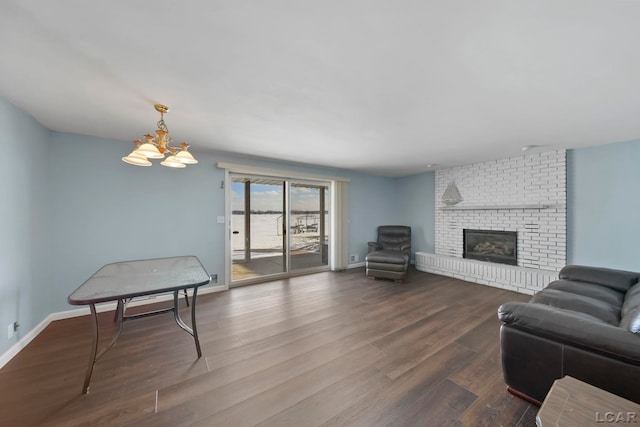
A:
[[463, 229, 517, 265]]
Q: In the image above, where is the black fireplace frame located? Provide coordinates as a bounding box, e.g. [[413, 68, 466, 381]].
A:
[[463, 229, 517, 266]]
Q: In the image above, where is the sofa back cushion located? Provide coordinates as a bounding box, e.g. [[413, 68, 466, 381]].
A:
[[546, 280, 625, 308], [559, 265, 639, 293], [530, 287, 621, 326]]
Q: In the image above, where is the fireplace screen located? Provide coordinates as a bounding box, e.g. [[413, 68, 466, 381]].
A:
[[463, 229, 517, 265]]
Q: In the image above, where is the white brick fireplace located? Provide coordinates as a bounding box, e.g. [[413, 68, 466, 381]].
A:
[[416, 150, 567, 294]]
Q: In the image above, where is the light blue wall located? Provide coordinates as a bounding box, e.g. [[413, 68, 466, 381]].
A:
[[46, 133, 226, 314], [395, 172, 436, 260], [348, 174, 398, 260], [567, 139, 640, 271], [0, 98, 49, 355], [44, 132, 399, 314]]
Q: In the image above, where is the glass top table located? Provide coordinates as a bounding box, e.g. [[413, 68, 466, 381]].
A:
[[68, 256, 212, 394]]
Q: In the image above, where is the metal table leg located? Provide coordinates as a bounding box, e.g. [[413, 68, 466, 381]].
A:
[[172, 288, 202, 358], [191, 287, 201, 357], [81, 301, 125, 394], [82, 304, 99, 394]]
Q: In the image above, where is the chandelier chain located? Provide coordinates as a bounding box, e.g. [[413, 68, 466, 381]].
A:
[[157, 117, 169, 134]]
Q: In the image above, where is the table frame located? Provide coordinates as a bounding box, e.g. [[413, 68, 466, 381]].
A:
[[68, 257, 211, 394]]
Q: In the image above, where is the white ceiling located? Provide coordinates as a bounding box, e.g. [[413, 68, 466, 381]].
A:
[[2, 1, 640, 176]]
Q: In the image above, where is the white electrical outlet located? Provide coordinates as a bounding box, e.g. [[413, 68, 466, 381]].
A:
[[7, 323, 14, 339], [216, 216, 225, 224]]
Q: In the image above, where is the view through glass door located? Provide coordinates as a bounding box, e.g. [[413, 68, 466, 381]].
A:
[[231, 175, 330, 284], [290, 183, 329, 272]]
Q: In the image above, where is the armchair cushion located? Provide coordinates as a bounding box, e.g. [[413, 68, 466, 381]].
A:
[[376, 226, 412, 253], [367, 241, 382, 253], [365, 250, 409, 266]]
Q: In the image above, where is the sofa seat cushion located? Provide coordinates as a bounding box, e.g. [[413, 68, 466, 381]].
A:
[[365, 250, 409, 265], [530, 288, 621, 326], [545, 280, 625, 308]]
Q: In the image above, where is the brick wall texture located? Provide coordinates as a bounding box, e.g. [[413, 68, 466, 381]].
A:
[[434, 150, 567, 271]]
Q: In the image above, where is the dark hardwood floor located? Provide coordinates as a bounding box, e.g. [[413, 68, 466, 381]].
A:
[[0, 267, 536, 427]]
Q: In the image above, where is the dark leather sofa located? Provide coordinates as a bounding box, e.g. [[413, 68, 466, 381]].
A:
[[498, 265, 640, 404]]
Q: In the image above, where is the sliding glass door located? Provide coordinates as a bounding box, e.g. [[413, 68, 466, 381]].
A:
[[230, 174, 330, 284], [231, 177, 286, 281], [290, 183, 329, 272]]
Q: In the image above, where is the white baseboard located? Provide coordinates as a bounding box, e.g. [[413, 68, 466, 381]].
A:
[[0, 313, 52, 370], [0, 284, 227, 370]]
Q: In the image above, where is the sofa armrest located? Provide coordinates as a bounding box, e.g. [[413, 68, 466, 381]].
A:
[[367, 242, 381, 253], [559, 265, 639, 293], [498, 302, 640, 364], [400, 244, 411, 253]]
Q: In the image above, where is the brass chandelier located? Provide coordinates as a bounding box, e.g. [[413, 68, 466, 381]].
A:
[[122, 104, 198, 168]]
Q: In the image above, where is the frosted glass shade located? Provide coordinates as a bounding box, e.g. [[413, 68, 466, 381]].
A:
[[175, 150, 198, 164], [122, 151, 152, 166], [160, 155, 186, 168], [137, 143, 164, 159]]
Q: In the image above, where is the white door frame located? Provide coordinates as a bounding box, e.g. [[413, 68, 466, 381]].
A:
[[219, 162, 349, 288]]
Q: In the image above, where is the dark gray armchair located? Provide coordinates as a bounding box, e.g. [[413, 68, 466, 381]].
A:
[[365, 225, 412, 282]]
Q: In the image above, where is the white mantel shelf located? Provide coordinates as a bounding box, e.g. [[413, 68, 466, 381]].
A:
[[441, 203, 551, 211]]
